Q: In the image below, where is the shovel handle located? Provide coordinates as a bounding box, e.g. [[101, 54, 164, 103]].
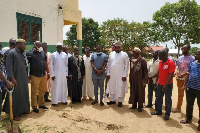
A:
[[6, 88, 14, 121], [9, 91, 13, 120]]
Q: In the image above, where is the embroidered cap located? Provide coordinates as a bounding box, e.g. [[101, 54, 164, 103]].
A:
[[133, 47, 141, 54], [16, 38, 26, 43]]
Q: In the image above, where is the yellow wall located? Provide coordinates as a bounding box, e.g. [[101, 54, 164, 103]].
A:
[[62, 0, 82, 40]]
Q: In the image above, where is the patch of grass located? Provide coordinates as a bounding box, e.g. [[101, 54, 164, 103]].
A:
[[20, 124, 33, 133], [0, 118, 10, 131]]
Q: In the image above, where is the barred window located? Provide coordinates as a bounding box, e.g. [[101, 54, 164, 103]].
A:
[[16, 13, 42, 44]]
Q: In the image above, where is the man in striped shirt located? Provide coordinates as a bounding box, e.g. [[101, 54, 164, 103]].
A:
[[180, 49, 200, 131]]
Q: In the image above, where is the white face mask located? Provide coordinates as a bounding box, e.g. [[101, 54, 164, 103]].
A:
[[38, 47, 43, 52], [35, 45, 43, 52]]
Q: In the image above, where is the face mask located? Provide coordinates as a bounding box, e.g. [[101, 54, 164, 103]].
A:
[[38, 47, 43, 52], [35, 45, 43, 52], [96, 52, 102, 56]]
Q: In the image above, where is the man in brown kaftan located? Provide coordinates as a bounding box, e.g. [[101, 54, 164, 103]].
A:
[[129, 47, 148, 112]]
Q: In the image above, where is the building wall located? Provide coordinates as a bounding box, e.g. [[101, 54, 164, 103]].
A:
[[0, 0, 63, 46]]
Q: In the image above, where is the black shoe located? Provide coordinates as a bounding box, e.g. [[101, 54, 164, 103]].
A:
[[33, 108, 39, 113], [44, 99, 51, 102], [39, 105, 49, 109], [129, 107, 137, 110], [107, 101, 116, 105], [118, 102, 123, 107], [91, 100, 98, 105], [52, 104, 58, 106], [100, 102, 104, 106], [138, 108, 143, 112], [62, 102, 68, 105], [164, 115, 170, 121], [151, 111, 162, 115], [145, 104, 153, 108], [198, 125, 200, 131]]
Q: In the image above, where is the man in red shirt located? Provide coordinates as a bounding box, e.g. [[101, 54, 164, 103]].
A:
[[151, 50, 175, 120]]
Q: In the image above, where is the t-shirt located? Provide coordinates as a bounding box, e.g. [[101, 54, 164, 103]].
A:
[[187, 61, 200, 90], [90, 52, 108, 79], [157, 58, 176, 85], [176, 55, 195, 80]]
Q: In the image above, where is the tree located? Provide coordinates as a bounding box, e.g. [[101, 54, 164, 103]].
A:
[[190, 47, 198, 55], [100, 18, 153, 51], [99, 18, 131, 50], [65, 18, 101, 48], [129, 21, 153, 51], [153, 0, 200, 55]]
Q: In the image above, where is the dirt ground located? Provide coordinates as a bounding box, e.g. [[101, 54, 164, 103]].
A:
[[0, 78, 199, 133]]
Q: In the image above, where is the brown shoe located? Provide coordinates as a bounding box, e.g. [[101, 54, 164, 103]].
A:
[[13, 117, 21, 121], [89, 97, 93, 101], [172, 108, 181, 113], [23, 111, 32, 114], [180, 119, 192, 124]]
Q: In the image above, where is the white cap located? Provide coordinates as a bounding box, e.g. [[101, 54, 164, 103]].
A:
[[56, 42, 63, 46]]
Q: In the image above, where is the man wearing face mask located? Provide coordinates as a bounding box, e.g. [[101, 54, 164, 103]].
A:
[[26, 41, 49, 113], [91, 45, 108, 106]]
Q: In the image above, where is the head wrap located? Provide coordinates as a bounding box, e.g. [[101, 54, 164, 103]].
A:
[[133, 47, 141, 54], [16, 38, 25, 43]]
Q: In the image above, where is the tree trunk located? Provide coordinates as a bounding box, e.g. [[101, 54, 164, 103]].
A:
[[177, 45, 180, 57]]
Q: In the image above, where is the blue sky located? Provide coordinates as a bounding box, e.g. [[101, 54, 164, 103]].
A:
[[63, 0, 200, 48]]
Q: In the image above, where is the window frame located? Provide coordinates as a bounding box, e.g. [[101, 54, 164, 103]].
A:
[[16, 12, 42, 44]]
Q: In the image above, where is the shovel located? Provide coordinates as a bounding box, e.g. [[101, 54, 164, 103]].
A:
[[6, 88, 21, 133]]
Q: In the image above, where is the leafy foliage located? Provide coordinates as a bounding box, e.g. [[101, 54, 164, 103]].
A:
[[66, 18, 101, 48], [152, 0, 200, 55]]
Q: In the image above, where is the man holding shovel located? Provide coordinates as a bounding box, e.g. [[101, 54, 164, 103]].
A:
[[3, 39, 30, 121]]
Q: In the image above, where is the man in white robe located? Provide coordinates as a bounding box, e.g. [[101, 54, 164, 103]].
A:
[[82, 48, 94, 101], [50, 43, 68, 106], [106, 41, 129, 107]]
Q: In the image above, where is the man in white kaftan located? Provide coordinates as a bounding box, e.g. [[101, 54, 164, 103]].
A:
[[50, 43, 68, 105], [106, 41, 129, 107], [82, 48, 94, 101]]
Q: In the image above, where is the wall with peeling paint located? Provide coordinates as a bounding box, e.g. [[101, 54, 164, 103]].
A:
[[0, 0, 63, 45]]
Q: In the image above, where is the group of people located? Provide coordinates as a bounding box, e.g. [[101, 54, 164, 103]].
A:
[[0, 38, 200, 131]]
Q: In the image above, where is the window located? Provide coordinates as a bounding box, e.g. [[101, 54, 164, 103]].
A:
[[16, 13, 42, 43]]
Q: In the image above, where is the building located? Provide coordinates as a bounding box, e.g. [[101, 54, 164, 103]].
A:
[[143, 46, 164, 53], [0, 0, 82, 53], [168, 49, 182, 56]]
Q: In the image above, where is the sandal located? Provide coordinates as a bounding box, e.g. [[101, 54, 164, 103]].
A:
[[13, 117, 21, 121], [180, 119, 192, 124]]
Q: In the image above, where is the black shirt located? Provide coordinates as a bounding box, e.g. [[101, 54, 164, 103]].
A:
[[26, 49, 47, 77]]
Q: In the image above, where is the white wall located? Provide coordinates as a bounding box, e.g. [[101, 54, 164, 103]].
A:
[[0, 0, 63, 45]]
